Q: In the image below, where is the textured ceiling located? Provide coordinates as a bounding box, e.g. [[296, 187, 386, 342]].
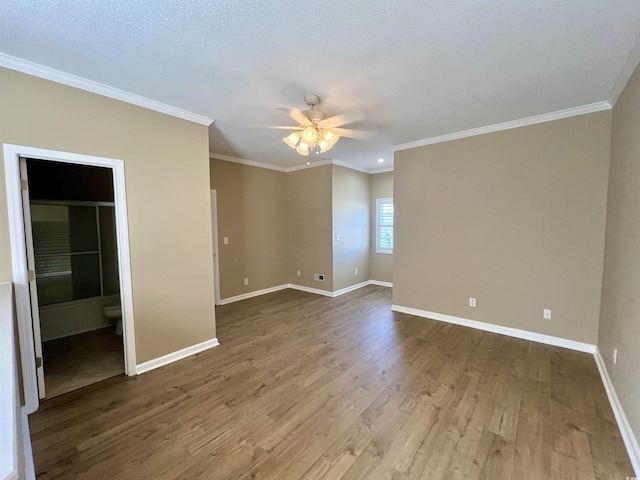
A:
[[2, 1, 640, 171]]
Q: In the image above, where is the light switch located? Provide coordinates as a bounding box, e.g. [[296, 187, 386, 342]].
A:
[[223, 237, 229, 245]]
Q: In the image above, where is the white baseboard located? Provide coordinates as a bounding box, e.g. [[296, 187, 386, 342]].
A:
[[289, 280, 372, 298], [219, 280, 384, 305], [136, 338, 219, 374], [331, 281, 372, 297], [390, 305, 597, 354], [219, 284, 289, 305], [287, 284, 334, 297], [594, 348, 640, 475]]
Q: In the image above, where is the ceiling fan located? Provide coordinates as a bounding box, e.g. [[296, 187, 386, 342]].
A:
[[277, 94, 371, 156]]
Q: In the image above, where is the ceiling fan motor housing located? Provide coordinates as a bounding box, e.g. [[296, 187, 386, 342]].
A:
[[304, 93, 321, 107], [303, 94, 324, 122], [305, 109, 324, 122]]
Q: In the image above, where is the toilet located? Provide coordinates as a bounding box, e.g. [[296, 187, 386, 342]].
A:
[[103, 302, 123, 335]]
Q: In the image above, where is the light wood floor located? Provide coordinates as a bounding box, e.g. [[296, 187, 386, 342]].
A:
[[29, 286, 633, 479], [43, 327, 124, 398]]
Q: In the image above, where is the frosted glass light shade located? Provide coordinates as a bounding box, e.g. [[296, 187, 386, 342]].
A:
[[302, 126, 318, 146], [319, 139, 332, 153], [296, 142, 310, 156], [326, 132, 340, 146], [283, 132, 301, 148]]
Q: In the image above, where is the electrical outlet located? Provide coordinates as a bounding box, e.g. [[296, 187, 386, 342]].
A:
[[313, 274, 325, 281], [243, 278, 249, 286], [612, 347, 618, 365], [355, 268, 358, 275], [543, 309, 551, 320], [223, 237, 229, 245], [296, 270, 301, 277], [335, 234, 340, 241], [469, 297, 476, 307]]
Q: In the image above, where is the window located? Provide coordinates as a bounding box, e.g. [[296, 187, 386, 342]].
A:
[[376, 198, 393, 254], [31, 202, 119, 306]]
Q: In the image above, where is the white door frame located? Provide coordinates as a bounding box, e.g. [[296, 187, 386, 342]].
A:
[[3, 144, 137, 414], [210, 190, 221, 305], [19, 158, 46, 399]]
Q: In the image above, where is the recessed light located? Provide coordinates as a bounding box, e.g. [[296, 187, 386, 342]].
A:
[[306, 161, 311, 165], [377, 158, 385, 163]]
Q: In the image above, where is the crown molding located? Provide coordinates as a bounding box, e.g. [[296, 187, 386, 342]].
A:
[[286, 159, 334, 172], [209, 153, 287, 171], [608, 31, 640, 106], [369, 166, 394, 174], [209, 152, 388, 174], [393, 101, 612, 152], [332, 159, 370, 174], [0, 52, 214, 126]]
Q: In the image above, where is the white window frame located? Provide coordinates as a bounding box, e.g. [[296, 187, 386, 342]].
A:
[[376, 197, 394, 254]]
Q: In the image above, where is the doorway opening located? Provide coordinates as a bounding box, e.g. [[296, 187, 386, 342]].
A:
[[4, 144, 136, 413], [25, 159, 124, 398]]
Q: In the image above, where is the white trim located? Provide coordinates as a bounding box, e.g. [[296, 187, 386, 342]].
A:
[[219, 284, 289, 305], [390, 305, 597, 354], [219, 281, 376, 304], [4, 148, 38, 413], [209, 153, 382, 175], [332, 159, 369, 174], [393, 101, 612, 151], [210, 190, 221, 305], [594, 348, 640, 475], [209, 153, 287, 172], [285, 159, 334, 172], [376, 198, 394, 255], [3, 144, 138, 412], [608, 31, 640, 106], [287, 284, 335, 297], [369, 167, 394, 174], [135, 338, 219, 374], [288, 281, 372, 298], [331, 281, 371, 297], [370, 280, 393, 288], [110, 158, 137, 377], [20, 408, 35, 480], [0, 52, 214, 126]]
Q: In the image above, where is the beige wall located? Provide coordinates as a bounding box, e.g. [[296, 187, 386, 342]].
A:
[[369, 172, 393, 283], [210, 161, 376, 295], [393, 111, 611, 344], [209, 159, 288, 299], [332, 165, 370, 291], [0, 68, 216, 363], [599, 61, 640, 445], [286, 165, 334, 290]]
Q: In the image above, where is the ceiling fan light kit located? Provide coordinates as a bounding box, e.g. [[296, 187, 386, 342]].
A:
[[281, 94, 368, 157], [283, 122, 340, 157]]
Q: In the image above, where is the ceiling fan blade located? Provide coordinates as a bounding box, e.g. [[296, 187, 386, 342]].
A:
[[331, 128, 372, 140], [318, 110, 365, 129], [254, 125, 304, 130], [287, 107, 312, 126]]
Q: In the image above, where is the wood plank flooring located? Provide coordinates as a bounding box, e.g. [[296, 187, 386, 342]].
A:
[[29, 286, 633, 479]]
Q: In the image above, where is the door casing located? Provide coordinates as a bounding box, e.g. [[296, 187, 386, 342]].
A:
[[210, 190, 221, 305], [3, 144, 137, 413]]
